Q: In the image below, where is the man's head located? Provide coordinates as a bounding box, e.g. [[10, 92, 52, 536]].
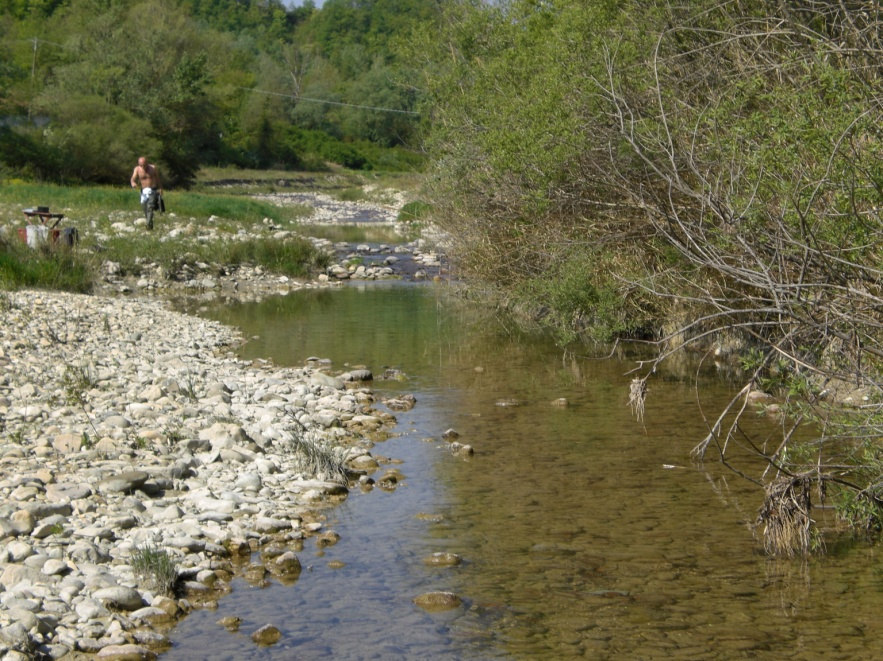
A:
[[138, 156, 147, 167]]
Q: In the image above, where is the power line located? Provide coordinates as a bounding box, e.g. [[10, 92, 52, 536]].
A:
[[4, 38, 420, 117], [236, 86, 419, 115]]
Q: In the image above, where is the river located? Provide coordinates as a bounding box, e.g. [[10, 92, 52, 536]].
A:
[[165, 281, 883, 660]]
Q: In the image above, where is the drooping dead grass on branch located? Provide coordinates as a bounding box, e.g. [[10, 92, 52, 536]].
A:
[[628, 376, 648, 422], [756, 475, 820, 557]]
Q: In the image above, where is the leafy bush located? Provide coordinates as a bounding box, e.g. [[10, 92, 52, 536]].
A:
[[37, 95, 157, 185], [0, 126, 62, 181]]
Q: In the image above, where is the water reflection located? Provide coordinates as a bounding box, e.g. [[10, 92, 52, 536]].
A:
[[167, 283, 883, 660]]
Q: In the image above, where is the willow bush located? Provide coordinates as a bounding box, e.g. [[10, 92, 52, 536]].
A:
[[417, 0, 883, 553]]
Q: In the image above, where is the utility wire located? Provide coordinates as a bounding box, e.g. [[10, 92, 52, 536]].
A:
[[6, 39, 420, 117], [236, 85, 419, 115]]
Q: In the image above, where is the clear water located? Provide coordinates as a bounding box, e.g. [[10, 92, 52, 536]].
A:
[[165, 282, 883, 660]]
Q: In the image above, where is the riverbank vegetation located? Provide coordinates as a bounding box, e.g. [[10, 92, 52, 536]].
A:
[[415, 0, 883, 555]]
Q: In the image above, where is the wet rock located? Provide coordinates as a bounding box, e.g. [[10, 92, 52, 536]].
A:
[[377, 469, 404, 491], [93, 586, 145, 611], [242, 564, 267, 584], [315, 532, 340, 548], [347, 454, 379, 472], [422, 552, 463, 567], [251, 624, 281, 646], [95, 644, 157, 660], [130, 606, 175, 625], [380, 368, 408, 381], [132, 630, 169, 648], [151, 595, 179, 618], [341, 369, 373, 382], [217, 616, 240, 631], [413, 591, 463, 612], [449, 442, 474, 458], [271, 551, 302, 578], [383, 393, 417, 411]]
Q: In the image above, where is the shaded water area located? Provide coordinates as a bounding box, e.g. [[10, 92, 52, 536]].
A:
[[166, 283, 883, 660]]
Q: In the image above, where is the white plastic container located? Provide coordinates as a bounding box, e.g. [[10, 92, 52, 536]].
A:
[[26, 224, 48, 248]]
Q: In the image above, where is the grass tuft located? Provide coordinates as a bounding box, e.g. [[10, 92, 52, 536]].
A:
[[291, 432, 349, 484], [131, 544, 178, 595]]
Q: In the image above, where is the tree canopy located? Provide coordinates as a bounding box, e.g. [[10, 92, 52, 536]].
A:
[[0, 0, 433, 184]]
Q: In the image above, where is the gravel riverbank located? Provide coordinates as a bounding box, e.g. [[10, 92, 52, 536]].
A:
[[0, 288, 396, 660]]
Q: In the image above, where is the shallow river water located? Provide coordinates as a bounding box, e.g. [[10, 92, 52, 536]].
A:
[[166, 282, 883, 660]]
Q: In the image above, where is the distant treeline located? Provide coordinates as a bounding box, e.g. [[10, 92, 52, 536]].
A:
[[0, 0, 434, 185]]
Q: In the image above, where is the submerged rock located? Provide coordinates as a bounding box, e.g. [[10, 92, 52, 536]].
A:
[[422, 552, 462, 567], [95, 643, 157, 660], [251, 624, 282, 646], [413, 591, 463, 612]]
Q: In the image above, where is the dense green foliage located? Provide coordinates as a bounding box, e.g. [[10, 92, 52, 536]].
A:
[[416, 0, 883, 551], [0, 0, 432, 185]]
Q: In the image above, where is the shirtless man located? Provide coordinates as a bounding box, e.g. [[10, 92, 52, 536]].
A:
[[130, 156, 163, 230]]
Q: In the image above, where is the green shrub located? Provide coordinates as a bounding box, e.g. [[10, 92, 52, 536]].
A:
[[398, 200, 432, 222], [62, 364, 97, 406], [335, 187, 366, 202]]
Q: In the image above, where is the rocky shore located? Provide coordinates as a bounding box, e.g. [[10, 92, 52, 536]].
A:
[[0, 288, 397, 660]]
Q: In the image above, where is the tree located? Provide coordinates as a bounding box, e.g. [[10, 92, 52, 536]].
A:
[[38, 0, 223, 185]]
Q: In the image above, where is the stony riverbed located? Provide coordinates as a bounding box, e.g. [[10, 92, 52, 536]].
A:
[[0, 288, 403, 660]]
